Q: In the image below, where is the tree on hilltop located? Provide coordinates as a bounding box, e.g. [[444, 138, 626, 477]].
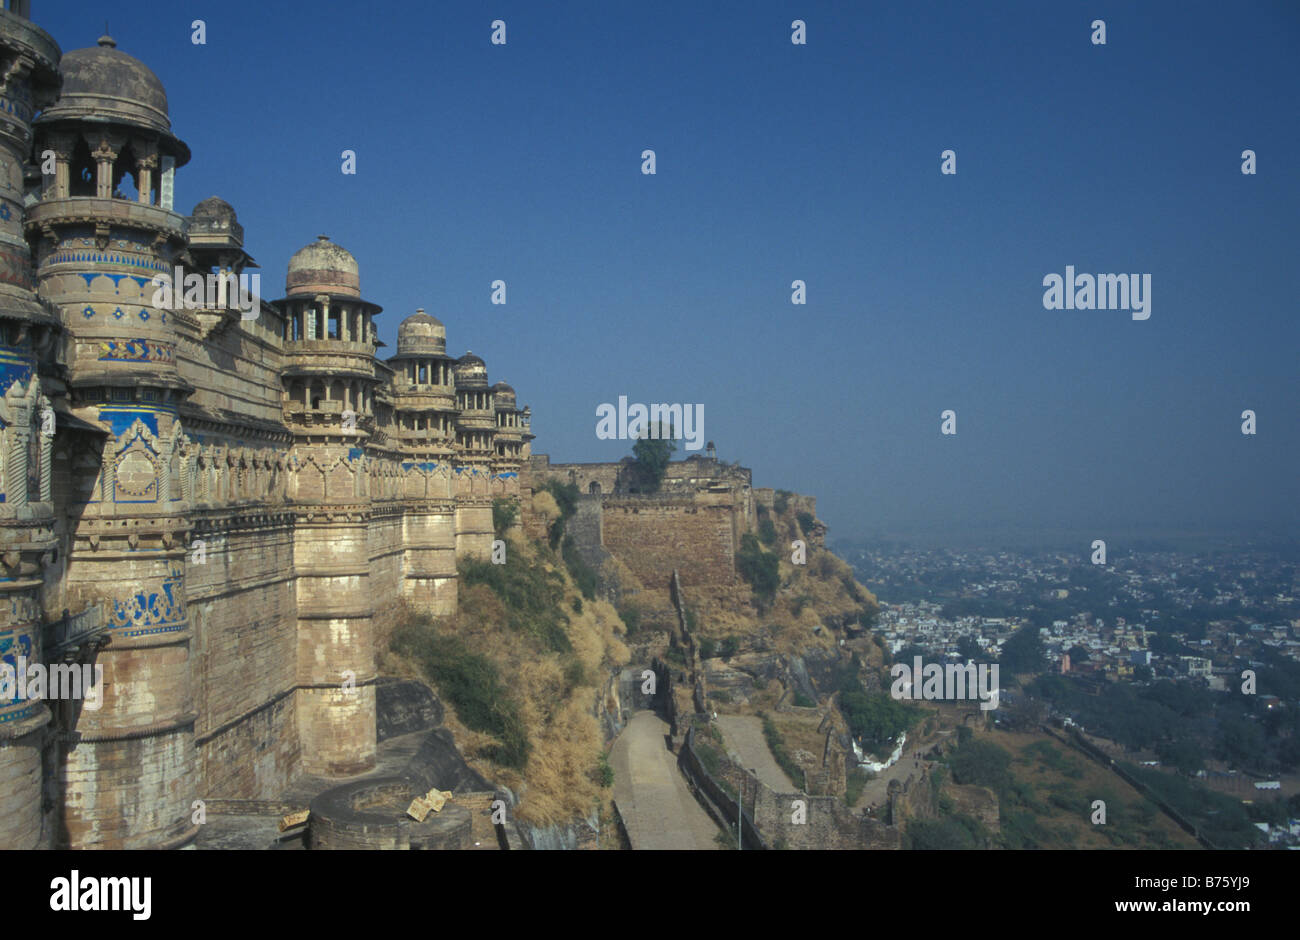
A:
[[630, 422, 675, 492]]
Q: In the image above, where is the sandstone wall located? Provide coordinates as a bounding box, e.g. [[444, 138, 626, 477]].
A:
[[367, 505, 405, 651], [189, 512, 297, 798], [601, 498, 736, 590]]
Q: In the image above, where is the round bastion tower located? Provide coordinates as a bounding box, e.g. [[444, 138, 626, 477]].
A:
[[277, 235, 382, 777], [451, 352, 495, 559], [386, 311, 458, 616], [27, 33, 197, 848], [0, 1, 60, 850]]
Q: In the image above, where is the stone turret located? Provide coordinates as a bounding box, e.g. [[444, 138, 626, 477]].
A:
[[451, 352, 495, 557], [388, 310, 455, 458], [491, 380, 528, 465], [26, 32, 196, 849], [277, 235, 382, 777], [385, 310, 459, 614], [278, 235, 383, 442]]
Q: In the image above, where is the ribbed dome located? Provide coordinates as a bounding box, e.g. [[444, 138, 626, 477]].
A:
[[492, 381, 516, 410], [454, 352, 488, 389], [285, 235, 359, 298], [40, 35, 174, 138], [396, 309, 446, 356]]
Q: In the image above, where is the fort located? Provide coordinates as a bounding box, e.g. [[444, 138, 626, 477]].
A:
[[0, 4, 543, 849], [0, 3, 800, 850]]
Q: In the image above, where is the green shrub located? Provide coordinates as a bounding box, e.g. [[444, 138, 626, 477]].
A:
[[571, 596, 583, 614], [698, 637, 717, 659], [392, 619, 530, 769], [758, 518, 778, 546], [761, 714, 807, 791], [492, 497, 518, 537], [792, 691, 815, 708], [630, 427, 675, 493], [617, 602, 641, 636], [563, 657, 588, 691], [907, 816, 983, 850], [695, 739, 723, 778], [949, 738, 1013, 793], [845, 768, 870, 806], [542, 480, 580, 548], [773, 490, 791, 515], [596, 750, 614, 787], [459, 556, 571, 653], [561, 534, 598, 600], [796, 511, 815, 534], [720, 636, 740, 658], [736, 534, 779, 608]]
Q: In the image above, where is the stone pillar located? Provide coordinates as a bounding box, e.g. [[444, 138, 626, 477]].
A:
[[37, 399, 52, 503], [92, 136, 118, 199], [134, 141, 158, 204], [5, 402, 29, 509]]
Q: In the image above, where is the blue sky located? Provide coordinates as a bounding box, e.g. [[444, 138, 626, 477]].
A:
[[37, 0, 1300, 543]]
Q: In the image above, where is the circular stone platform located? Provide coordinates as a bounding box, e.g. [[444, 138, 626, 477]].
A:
[[307, 776, 472, 850]]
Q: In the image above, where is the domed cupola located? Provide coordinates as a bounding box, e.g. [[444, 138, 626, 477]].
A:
[[285, 234, 360, 299], [396, 310, 446, 357], [37, 34, 190, 166], [189, 195, 243, 245], [491, 381, 516, 411], [453, 352, 488, 389]]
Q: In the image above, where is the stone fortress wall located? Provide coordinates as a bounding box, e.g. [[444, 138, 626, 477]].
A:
[[526, 452, 755, 591], [0, 5, 534, 848]]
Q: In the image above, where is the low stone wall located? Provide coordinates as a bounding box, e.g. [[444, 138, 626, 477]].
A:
[[680, 724, 902, 850], [679, 726, 766, 849], [457, 790, 507, 849]]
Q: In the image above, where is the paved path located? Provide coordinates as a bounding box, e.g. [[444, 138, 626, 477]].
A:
[[715, 715, 796, 792], [856, 738, 928, 810], [611, 711, 720, 850]]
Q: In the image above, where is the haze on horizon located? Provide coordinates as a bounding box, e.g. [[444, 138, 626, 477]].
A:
[[40, 0, 1298, 544]]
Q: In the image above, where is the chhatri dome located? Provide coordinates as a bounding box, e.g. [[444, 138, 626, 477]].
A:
[[454, 352, 488, 388], [492, 381, 516, 410], [285, 235, 359, 299], [36, 33, 190, 164], [396, 310, 447, 357], [190, 196, 244, 244]]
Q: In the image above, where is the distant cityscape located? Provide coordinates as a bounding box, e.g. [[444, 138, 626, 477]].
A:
[[839, 540, 1300, 686], [838, 538, 1300, 848]]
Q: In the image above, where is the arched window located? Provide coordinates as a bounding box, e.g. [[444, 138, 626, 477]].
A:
[[70, 137, 95, 197], [112, 142, 139, 200]]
